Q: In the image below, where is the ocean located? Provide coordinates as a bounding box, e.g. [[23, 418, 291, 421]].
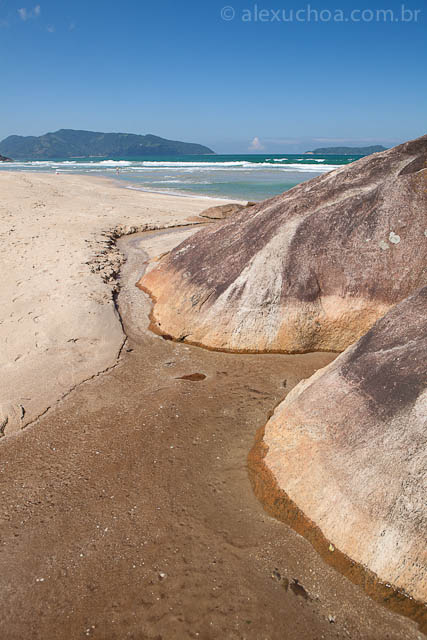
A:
[[0, 153, 361, 201]]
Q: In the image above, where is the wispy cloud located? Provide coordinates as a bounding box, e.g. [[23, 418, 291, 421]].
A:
[[17, 4, 41, 21], [249, 136, 265, 151], [46, 23, 55, 32], [69, 21, 76, 31]]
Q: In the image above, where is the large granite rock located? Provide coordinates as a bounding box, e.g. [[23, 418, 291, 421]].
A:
[[139, 136, 427, 353], [253, 287, 427, 603]]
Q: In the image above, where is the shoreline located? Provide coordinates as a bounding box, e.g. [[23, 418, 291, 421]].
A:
[[123, 183, 248, 203], [0, 155, 344, 203], [2, 169, 248, 203], [1, 169, 249, 204]]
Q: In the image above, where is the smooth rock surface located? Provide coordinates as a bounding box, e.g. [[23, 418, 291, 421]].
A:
[[140, 136, 427, 353], [200, 202, 255, 219], [260, 287, 427, 602]]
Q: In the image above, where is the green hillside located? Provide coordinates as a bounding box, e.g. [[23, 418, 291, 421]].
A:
[[0, 129, 215, 159]]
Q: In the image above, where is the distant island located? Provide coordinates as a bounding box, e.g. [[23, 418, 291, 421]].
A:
[[0, 129, 215, 159], [0, 154, 12, 162], [305, 145, 387, 155]]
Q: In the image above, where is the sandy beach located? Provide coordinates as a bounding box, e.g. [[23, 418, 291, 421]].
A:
[[0, 173, 423, 639], [0, 172, 234, 434]]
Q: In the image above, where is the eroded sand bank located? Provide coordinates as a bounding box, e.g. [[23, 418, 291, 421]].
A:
[[0, 172, 233, 434]]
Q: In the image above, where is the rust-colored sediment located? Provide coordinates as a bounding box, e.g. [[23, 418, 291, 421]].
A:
[[247, 423, 427, 634]]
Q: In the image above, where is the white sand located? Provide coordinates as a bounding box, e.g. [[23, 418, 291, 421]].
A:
[[0, 172, 232, 435]]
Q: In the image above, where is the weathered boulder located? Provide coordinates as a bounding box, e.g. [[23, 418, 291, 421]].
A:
[[200, 202, 256, 220], [139, 136, 427, 353], [254, 287, 427, 602]]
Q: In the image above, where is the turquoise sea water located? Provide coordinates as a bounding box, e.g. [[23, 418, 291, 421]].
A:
[[0, 153, 362, 201]]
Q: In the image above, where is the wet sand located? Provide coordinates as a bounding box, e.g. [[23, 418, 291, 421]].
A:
[[0, 226, 423, 639]]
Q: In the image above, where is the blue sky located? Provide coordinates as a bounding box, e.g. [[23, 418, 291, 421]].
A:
[[1, 0, 425, 152]]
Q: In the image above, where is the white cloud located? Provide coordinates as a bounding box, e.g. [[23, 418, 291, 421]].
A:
[[69, 21, 76, 31], [17, 5, 41, 21], [46, 24, 55, 32], [249, 136, 265, 151]]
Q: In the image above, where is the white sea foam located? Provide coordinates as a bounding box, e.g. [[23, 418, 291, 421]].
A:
[[140, 161, 252, 168], [58, 160, 133, 167], [3, 159, 133, 168], [1, 158, 339, 172]]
